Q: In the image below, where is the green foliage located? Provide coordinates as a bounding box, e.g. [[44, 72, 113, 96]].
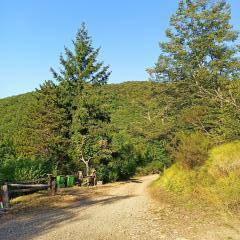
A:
[[173, 132, 211, 169], [107, 132, 137, 181], [70, 86, 111, 174], [136, 161, 165, 176], [97, 165, 110, 183], [97, 159, 137, 183], [36, 81, 69, 161], [148, 0, 240, 85], [0, 81, 169, 182], [0, 156, 54, 183], [92, 130, 170, 181], [108, 159, 137, 181], [157, 141, 240, 210], [148, 0, 240, 144], [0, 137, 55, 183], [147, 1, 240, 211], [51, 23, 110, 87], [0, 93, 42, 158], [0, 138, 16, 160], [144, 141, 170, 166], [35, 23, 112, 174]]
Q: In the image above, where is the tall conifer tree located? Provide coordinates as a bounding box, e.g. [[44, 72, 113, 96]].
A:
[[38, 23, 111, 173]]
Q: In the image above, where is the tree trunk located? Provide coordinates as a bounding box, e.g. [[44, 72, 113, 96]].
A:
[[85, 161, 89, 176]]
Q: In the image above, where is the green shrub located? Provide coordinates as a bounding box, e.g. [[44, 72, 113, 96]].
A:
[[144, 141, 171, 165], [156, 141, 240, 210], [97, 165, 110, 183], [109, 159, 137, 181], [136, 161, 164, 176], [174, 132, 210, 169], [97, 159, 137, 182]]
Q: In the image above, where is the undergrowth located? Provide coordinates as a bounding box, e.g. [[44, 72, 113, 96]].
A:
[[153, 141, 240, 212]]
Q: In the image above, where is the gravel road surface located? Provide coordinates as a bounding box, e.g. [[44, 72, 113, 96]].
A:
[[1, 174, 240, 240], [0, 175, 162, 240]]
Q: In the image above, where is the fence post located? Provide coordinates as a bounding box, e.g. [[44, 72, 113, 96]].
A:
[[52, 178, 57, 195], [78, 171, 83, 187], [48, 174, 56, 196], [2, 183, 10, 209]]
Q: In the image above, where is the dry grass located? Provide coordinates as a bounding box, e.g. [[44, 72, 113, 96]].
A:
[[147, 180, 240, 240], [151, 141, 240, 213], [8, 183, 118, 214]]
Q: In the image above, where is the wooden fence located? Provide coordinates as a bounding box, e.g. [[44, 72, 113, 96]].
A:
[[0, 174, 56, 210]]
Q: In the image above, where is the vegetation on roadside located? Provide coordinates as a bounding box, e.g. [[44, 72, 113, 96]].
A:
[[153, 141, 240, 210]]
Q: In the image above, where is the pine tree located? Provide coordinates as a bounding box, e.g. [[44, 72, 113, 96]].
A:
[[38, 23, 112, 173], [51, 23, 111, 113], [36, 81, 69, 167], [70, 84, 112, 175]]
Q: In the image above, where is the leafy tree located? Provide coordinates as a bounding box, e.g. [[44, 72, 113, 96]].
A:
[[148, 0, 240, 86], [148, 0, 240, 142], [0, 81, 175, 181]]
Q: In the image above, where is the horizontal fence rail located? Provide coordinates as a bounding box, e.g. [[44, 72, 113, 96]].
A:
[[8, 183, 49, 188], [0, 174, 57, 211], [8, 177, 48, 185]]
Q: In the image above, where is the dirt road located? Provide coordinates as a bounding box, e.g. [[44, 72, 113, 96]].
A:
[[0, 175, 240, 240]]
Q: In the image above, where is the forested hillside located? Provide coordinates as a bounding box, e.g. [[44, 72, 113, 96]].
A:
[[0, 81, 170, 183], [0, 81, 163, 140]]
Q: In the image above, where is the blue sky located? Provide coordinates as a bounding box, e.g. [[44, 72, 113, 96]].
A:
[[1, 0, 240, 98]]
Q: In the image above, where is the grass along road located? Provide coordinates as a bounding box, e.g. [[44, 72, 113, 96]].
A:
[[0, 174, 240, 240]]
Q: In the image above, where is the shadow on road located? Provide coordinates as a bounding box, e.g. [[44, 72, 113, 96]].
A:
[[129, 179, 143, 183], [79, 194, 136, 207], [0, 193, 135, 240]]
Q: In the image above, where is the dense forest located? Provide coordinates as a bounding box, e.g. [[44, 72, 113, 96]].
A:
[[1, 0, 240, 209], [0, 81, 170, 183]]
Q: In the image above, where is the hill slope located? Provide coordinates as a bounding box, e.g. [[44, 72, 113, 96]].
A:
[[0, 81, 165, 152], [0, 81, 169, 182]]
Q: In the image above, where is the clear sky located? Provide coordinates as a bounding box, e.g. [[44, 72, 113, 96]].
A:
[[1, 0, 240, 98]]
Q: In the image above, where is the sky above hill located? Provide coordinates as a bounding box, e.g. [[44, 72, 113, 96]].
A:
[[1, 0, 240, 98]]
